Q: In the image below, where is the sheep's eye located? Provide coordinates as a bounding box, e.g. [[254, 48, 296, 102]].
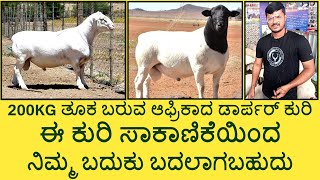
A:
[[99, 19, 106, 22]]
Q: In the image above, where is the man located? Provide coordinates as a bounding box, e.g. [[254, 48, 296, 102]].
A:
[[248, 2, 315, 99]]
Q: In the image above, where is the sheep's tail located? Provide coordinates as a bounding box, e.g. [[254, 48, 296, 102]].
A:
[[11, 42, 18, 57], [11, 35, 18, 57], [11, 34, 25, 59], [135, 34, 158, 67]]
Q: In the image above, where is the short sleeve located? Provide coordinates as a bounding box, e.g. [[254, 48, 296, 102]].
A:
[[297, 35, 314, 62], [256, 38, 263, 58]]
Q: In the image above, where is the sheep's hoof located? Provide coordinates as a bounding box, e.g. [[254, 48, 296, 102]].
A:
[[12, 82, 19, 87], [21, 86, 29, 90], [78, 85, 87, 90]]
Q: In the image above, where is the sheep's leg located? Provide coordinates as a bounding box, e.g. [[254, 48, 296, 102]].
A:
[[13, 59, 28, 90], [193, 68, 205, 98], [135, 67, 149, 98], [12, 69, 18, 86], [142, 67, 161, 98], [80, 65, 89, 89], [143, 75, 151, 98], [71, 62, 86, 90], [212, 70, 224, 98]]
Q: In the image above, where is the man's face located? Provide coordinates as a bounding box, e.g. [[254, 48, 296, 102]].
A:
[[266, 9, 286, 33]]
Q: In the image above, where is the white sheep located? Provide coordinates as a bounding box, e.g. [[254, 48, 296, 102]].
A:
[[246, 63, 316, 99], [134, 5, 240, 98], [297, 61, 316, 99], [246, 75, 316, 99], [297, 78, 316, 99], [246, 73, 264, 99], [246, 48, 256, 59], [11, 11, 114, 90], [245, 55, 255, 72]]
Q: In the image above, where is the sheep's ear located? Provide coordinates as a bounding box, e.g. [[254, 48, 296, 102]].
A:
[[202, 10, 211, 17], [95, 11, 102, 16], [230, 11, 240, 17]]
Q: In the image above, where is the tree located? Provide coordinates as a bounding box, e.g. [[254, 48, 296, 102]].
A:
[[83, 2, 110, 17]]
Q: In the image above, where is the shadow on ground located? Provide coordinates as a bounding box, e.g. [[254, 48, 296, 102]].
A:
[[8, 84, 78, 90]]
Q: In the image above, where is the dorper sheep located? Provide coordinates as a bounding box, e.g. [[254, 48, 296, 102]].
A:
[[134, 5, 240, 98], [11, 11, 114, 90]]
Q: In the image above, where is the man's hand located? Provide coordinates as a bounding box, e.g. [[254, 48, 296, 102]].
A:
[[272, 85, 290, 99], [247, 87, 255, 99]]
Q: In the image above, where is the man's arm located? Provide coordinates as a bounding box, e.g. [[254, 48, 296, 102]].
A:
[[272, 59, 315, 99], [248, 57, 263, 99]]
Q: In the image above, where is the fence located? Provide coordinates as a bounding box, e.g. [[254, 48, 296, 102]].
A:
[[1, 2, 125, 86]]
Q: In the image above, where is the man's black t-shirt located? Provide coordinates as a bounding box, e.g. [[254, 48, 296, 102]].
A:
[[256, 31, 313, 99]]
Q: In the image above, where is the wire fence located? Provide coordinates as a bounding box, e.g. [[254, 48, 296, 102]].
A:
[[1, 2, 125, 86]]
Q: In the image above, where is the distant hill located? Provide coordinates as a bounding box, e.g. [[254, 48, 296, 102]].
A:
[[129, 4, 210, 20], [169, 4, 208, 13], [132, 8, 145, 11]]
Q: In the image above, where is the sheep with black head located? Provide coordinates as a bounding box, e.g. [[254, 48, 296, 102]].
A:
[[135, 5, 239, 98]]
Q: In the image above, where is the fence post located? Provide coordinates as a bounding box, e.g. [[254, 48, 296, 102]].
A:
[[6, 6, 9, 36], [9, 5, 14, 37], [109, 2, 114, 84], [1, 5, 5, 36], [33, 3, 38, 31], [62, 2, 65, 30], [90, 2, 95, 77], [42, 2, 47, 31], [52, 2, 54, 31], [15, 3, 21, 34], [1, 4, 6, 35], [77, 2, 83, 25], [26, 3, 30, 31], [22, 3, 26, 31]]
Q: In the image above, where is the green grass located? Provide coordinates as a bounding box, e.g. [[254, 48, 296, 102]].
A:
[[46, 17, 77, 28], [113, 17, 124, 23], [129, 39, 138, 49]]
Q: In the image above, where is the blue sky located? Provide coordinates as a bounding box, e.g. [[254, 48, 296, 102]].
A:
[[129, 2, 242, 11]]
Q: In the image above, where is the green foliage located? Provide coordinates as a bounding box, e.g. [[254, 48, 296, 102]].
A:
[[129, 39, 138, 49], [83, 2, 110, 17], [2, 2, 117, 20], [2, 2, 64, 20], [45, 2, 64, 19], [262, 30, 268, 37], [1, 2, 18, 7], [113, 17, 124, 23]]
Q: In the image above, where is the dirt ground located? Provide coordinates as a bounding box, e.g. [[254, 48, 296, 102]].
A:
[[1, 38, 124, 99], [128, 17, 242, 99]]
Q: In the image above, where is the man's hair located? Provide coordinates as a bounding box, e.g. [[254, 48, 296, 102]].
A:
[[265, 2, 285, 16]]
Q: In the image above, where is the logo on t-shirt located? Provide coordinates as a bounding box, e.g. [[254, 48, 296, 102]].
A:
[[267, 47, 284, 67]]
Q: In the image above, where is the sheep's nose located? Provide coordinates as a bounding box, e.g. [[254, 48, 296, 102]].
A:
[[217, 23, 223, 27], [109, 25, 114, 30]]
